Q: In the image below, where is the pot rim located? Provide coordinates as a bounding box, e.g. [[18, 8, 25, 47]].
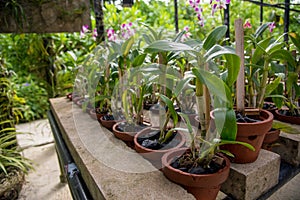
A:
[[134, 127, 186, 153]]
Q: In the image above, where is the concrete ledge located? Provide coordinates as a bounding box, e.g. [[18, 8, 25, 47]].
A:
[[221, 149, 280, 200], [271, 129, 300, 166], [49, 97, 195, 200]]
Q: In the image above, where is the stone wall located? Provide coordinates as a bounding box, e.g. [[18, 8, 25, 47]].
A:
[[0, 0, 91, 33]]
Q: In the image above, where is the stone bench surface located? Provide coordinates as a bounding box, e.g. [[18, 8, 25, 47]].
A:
[[50, 97, 195, 200]]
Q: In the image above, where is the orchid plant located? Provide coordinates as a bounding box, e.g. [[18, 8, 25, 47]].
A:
[[243, 22, 296, 109]]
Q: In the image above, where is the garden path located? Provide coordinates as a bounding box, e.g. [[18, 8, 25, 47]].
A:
[[16, 119, 72, 200]]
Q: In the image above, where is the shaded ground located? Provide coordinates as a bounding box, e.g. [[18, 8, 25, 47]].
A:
[[16, 119, 72, 200]]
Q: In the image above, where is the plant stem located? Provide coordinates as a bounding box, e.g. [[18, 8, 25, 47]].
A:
[[258, 60, 269, 108]]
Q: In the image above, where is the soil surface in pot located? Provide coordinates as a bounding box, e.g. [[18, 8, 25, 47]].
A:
[[263, 102, 277, 110], [102, 113, 125, 121], [170, 150, 225, 175], [278, 109, 300, 117], [137, 129, 180, 150], [236, 112, 262, 123], [116, 122, 148, 132]]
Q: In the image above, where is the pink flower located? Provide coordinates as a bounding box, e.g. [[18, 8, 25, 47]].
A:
[[268, 22, 276, 33], [80, 25, 89, 38], [107, 28, 117, 42], [181, 26, 192, 42], [211, 4, 218, 16], [243, 20, 252, 29], [92, 28, 98, 41], [120, 22, 135, 39]]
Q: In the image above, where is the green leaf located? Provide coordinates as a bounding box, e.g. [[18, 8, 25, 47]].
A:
[[268, 49, 296, 67], [121, 36, 135, 57], [174, 77, 192, 97], [252, 37, 272, 64], [213, 108, 237, 141], [203, 25, 227, 50], [132, 54, 146, 67], [289, 32, 300, 50], [254, 23, 271, 39], [159, 94, 178, 125], [145, 40, 193, 53], [219, 139, 255, 151], [192, 68, 231, 106], [177, 112, 193, 134], [265, 77, 282, 96]]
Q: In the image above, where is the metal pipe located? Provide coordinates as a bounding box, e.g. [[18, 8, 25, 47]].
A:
[[47, 110, 91, 200], [260, 0, 263, 25], [174, 0, 179, 33], [284, 0, 290, 43]]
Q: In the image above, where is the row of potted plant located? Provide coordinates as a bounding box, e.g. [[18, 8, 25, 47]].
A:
[[68, 19, 299, 199]]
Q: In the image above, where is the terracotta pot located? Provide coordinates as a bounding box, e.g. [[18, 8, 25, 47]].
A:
[[66, 93, 73, 101], [99, 115, 121, 130], [72, 96, 82, 104], [134, 127, 186, 169], [263, 102, 277, 115], [89, 109, 97, 120], [274, 109, 300, 125], [161, 148, 230, 200], [262, 128, 281, 151], [263, 128, 280, 144], [221, 109, 273, 163], [112, 122, 148, 148]]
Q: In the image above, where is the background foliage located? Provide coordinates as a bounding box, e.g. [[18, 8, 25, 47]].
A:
[[0, 0, 298, 122]]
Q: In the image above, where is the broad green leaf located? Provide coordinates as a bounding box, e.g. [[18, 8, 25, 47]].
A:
[[132, 54, 146, 67], [272, 83, 284, 108], [174, 77, 192, 97], [265, 77, 282, 96], [286, 72, 299, 95], [173, 30, 185, 42], [192, 68, 231, 105], [213, 108, 237, 141], [224, 53, 241, 87], [159, 94, 178, 125], [121, 36, 134, 57], [289, 32, 300, 50], [268, 49, 296, 67], [145, 40, 193, 53], [252, 37, 272, 64], [254, 23, 271, 39], [203, 25, 227, 50], [142, 33, 154, 44]]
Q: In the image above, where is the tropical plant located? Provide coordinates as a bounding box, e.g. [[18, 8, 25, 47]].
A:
[[243, 22, 296, 110], [0, 60, 32, 174]]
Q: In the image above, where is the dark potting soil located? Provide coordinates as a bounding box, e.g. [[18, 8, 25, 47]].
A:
[[102, 114, 115, 121], [170, 152, 225, 175], [279, 109, 300, 117], [236, 112, 262, 123], [137, 129, 180, 150], [116, 122, 148, 133], [263, 103, 277, 110]]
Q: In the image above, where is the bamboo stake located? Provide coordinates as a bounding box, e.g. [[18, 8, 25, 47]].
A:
[[235, 19, 245, 114]]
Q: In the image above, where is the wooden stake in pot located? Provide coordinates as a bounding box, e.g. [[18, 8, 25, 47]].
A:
[[235, 18, 245, 115]]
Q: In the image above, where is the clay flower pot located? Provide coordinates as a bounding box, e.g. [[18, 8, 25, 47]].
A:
[[262, 128, 280, 151], [263, 128, 280, 144], [134, 127, 186, 169], [274, 109, 300, 125], [112, 121, 148, 148], [99, 115, 121, 130], [161, 148, 230, 200], [221, 109, 273, 163]]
